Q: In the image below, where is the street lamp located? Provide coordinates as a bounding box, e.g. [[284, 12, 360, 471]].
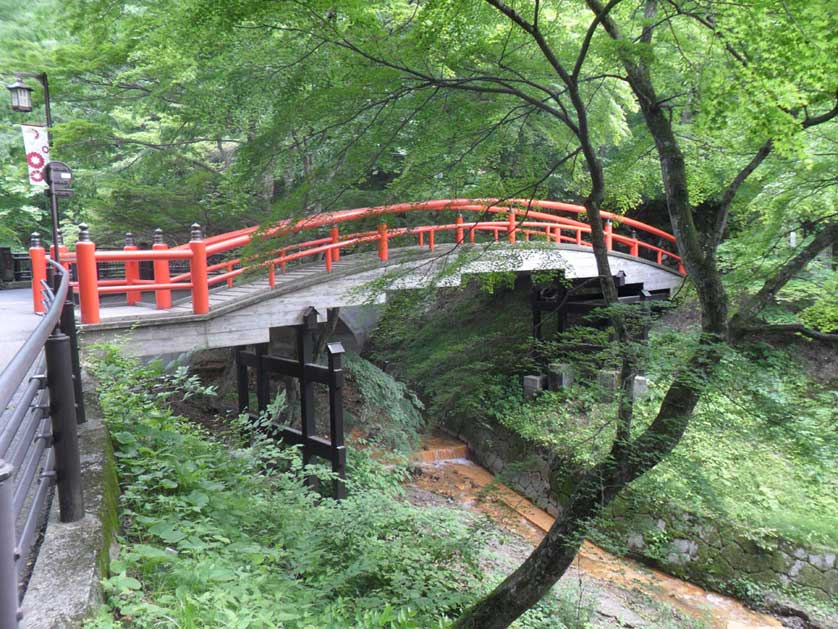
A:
[[6, 76, 34, 112], [6, 72, 59, 262], [6, 70, 86, 422]]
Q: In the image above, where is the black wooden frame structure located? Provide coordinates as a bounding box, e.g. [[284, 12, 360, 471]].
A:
[[235, 308, 347, 499], [530, 272, 670, 341]]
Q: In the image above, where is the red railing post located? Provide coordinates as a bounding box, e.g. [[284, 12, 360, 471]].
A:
[[629, 228, 639, 257], [226, 262, 234, 287], [268, 262, 276, 288], [189, 223, 210, 315], [469, 222, 476, 243], [75, 224, 100, 324], [152, 228, 172, 309], [124, 232, 140, 305], [29, 232, 47, 314], [455, 215, 464, 244], [378, 223, 389, 261], [508, 209, 516, 243], [605, 219, 613, 250], [418, 231, 425, 247], [576, 228, 583, 245], [330, 226, 340, 262], [428, 229, 435, 251], [325, 247, 333, 272]]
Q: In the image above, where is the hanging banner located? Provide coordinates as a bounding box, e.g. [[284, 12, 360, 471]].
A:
[[20, 124, 50, 188]]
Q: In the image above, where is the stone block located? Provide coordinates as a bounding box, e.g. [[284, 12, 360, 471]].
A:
[[597, 370, 619, 402], [523, 374, 546, 400], [547, 363, 574, 390], [631, 375, 650, 400]]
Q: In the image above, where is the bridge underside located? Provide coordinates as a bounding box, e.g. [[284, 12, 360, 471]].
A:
[[79, 243, 683, 357]]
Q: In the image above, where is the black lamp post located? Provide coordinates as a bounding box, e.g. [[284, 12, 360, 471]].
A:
[[6, 72, 85, 424], [6, 72, 60, 263]]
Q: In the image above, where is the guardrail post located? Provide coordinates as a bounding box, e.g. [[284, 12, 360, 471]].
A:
[[268, 262, 276, 288], [124, 232, 140, 305], [189, 223, 209, 315], [45, 329, 85, 522], [330, 226, 340, 262], [29, 232, 47, 314], [152, 229, 172, 309], [508, 209, 516, 243], [455, 215, 464, 244], [428, 229, 435, 251], [75, 224, 100, 324], [377, 223, 389, 261], [605, 219, 613, 251], [418, 231, 425, 247], [60, 299, 87, 424], [0, 462, 19, 627]]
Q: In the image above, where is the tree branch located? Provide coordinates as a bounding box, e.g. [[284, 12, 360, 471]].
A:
[[730, 222, 838, 334], [706, 139, 773, 253], [738, 323, 838, 344]]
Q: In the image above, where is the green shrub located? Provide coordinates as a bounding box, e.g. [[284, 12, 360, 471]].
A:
[[86, 346, 485, 628]]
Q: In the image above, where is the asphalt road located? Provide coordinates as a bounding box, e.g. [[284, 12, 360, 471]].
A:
[[0, 288, 40, 369]]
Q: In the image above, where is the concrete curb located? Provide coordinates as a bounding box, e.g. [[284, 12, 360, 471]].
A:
[[20, 375, 118, 628]]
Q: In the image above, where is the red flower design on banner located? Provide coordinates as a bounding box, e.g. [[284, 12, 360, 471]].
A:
[[27, 152, 45, 169], [30, 169, 44, 183]]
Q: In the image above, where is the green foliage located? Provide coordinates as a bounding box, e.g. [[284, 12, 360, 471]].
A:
[[799, 296, 838, 334], [370, 284, 535, 424], [344, 352, 425, 453], [86, 345, 485, 627], [374, 287, 838, 552]]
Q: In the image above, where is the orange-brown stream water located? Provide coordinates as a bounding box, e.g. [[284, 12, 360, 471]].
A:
[[410, 433, 781, 629]]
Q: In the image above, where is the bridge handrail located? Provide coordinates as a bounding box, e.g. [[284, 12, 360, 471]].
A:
[[30, 199, 683, 324], [0, 261, 84, 627]]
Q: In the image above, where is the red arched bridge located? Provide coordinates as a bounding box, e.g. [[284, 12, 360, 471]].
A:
[[27, 199, 684, 355]]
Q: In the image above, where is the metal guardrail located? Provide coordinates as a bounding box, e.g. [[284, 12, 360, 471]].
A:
[[0, 260, 84, 627]]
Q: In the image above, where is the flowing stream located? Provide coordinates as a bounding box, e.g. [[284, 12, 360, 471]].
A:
[[409, 433, 781, 629]]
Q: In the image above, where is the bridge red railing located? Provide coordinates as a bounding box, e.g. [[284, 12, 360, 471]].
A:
[[28, 199, 683, 324]]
